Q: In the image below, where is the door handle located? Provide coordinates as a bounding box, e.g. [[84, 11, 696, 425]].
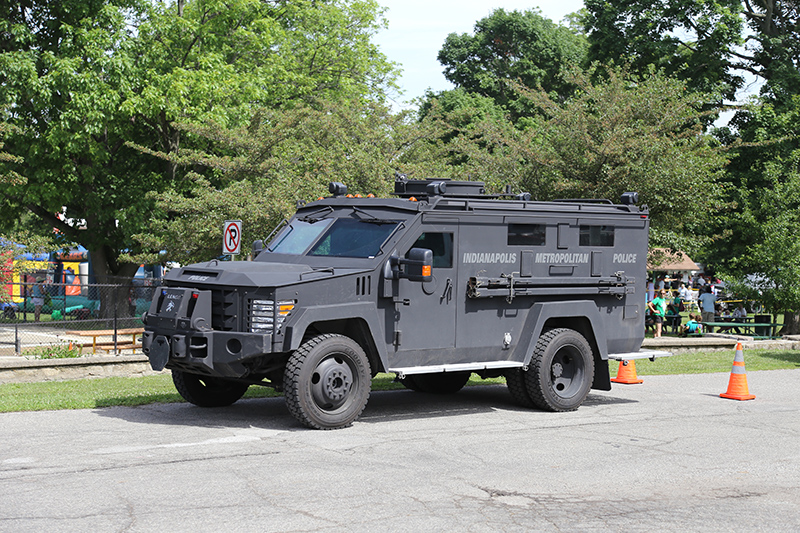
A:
[[441, 278, 453, 303]]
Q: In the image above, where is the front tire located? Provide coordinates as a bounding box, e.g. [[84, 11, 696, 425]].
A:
[[172, 370, 250, 407], [524, 328, 594, 412], [283, 334, 371, 430]]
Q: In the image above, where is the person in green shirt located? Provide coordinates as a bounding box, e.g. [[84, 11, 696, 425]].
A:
[[648, 290, 669, 338]]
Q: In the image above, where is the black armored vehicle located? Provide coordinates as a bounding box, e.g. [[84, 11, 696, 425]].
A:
[[143, 177, 651, 429]]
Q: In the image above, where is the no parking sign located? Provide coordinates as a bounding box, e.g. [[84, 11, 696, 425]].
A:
[[223, 220, 242, 255]]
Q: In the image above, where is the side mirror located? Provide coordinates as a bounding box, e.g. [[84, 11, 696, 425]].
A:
[[396, 248, 433, 282], [252, 239, 263, 257]]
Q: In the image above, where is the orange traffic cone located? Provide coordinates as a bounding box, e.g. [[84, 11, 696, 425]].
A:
[[720, 343, 755, 400], [611, 359, 643, 384]]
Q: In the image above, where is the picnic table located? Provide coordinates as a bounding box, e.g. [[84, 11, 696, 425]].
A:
[[703, 320, 782, 338], [65, 327, 144, 354]]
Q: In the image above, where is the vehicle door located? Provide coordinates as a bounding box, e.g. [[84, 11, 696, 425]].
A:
[[390, 228, 458, 362]]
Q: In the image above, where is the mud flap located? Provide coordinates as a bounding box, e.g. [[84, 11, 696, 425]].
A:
[[149, 335, 170, 371]]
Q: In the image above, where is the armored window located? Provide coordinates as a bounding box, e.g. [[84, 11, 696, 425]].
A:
[[507, 224, 546, 246], [267, 219, 333, 255], [579, 225, 614, 247], [308, 218, 400, 258], [408, 232, 453, 268]]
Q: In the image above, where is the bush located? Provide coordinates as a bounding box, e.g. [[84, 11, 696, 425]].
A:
[[25, 343, 84, 359]]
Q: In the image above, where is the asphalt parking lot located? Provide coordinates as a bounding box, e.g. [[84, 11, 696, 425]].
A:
[[2, 369, 800, 532]]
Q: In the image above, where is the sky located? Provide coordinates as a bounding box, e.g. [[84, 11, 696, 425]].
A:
[[373, 0, 586, 107]]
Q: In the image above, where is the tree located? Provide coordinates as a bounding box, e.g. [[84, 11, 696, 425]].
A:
[[710, 97, 800, 333], [124, 0, 396, 177], [584, 0, 800, 104], [0, 0, 397, 314], [0, 0, 156, 296], [437, 8, 587, 112], [423, 67, 727, 248], [0, 118, 23, 186], [721, 162, 800, 334], [127, 99, 449, 265]]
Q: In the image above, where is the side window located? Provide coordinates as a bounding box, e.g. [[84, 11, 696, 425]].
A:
[[408, 232, 453, 268], [508, 224, 546, 246], [579, 225, 614, 247]]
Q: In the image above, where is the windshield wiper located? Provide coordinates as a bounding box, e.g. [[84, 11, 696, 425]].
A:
[[298, 206, 334, 224], [352, 207, 398, 224]]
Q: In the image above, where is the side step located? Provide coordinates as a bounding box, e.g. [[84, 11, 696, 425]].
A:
[[608, 349, 673, 362], [389, 361, 524, 379]]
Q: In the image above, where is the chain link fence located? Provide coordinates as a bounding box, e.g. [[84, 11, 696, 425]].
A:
[[0, 280, 161, 357]]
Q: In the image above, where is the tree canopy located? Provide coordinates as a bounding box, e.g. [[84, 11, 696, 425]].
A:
[[0, 0, 397, 288], [584, 0, 800, 104], [126, 99, 449, 265], [422, 66, 725, 249], [437, 8, 587, 111], [3, 0, 800, 331]]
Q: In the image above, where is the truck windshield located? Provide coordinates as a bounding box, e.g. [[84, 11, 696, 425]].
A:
[[268, 219, 333, 254], [307, 218, 399, 258]]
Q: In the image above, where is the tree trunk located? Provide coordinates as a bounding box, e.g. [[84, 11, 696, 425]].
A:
[[89, 245, 141, 320], [779, 310, 800, 336]]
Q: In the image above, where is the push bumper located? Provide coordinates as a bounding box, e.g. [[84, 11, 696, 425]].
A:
[[142, 329, 273, 377]]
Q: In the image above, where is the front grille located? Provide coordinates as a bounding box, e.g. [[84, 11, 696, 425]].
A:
[[211, 289, 239, 331]]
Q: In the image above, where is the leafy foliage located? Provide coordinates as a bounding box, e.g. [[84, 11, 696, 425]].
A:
[[584, 0, 800, 104], [711, 97, 800, 329], [24, 343, 84, 360], [423, 67, 726, 248], [0, 0, 397, 285], [127, 100, 449, 265], [583, 0, 800, 331], [437, 8, 588, 113]]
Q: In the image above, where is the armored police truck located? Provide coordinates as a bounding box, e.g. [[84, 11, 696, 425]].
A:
[[142, 177, 650, 429]]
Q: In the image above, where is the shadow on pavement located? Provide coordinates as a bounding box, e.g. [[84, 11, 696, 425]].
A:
[[94, 384, 638, 431]]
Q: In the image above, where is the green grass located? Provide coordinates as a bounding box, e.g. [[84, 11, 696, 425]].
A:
[[0, 372, 424, 413], [1, 350, 798, 413], [620, 349, 800, 375]]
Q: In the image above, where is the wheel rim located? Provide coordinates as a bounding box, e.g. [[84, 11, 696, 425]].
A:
[[310, 354, 356, 411], [550, 344, 585, 399]]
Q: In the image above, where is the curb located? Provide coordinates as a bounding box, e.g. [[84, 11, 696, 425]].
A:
[[642, 336, 800, 353], [0, 353, 160, 384]]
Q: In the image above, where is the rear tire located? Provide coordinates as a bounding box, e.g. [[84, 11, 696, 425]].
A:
[[505, 368, 536, 408], [283, 334, 371, 430], [524, 328, 594, 412], [172, 370, 249, 407]]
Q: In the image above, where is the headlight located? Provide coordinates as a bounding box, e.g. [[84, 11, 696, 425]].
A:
[[249, 299, 295, 334]]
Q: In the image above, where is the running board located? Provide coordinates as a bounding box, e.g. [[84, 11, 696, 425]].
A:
[[389, 361, 524, 378], [608, 349, 673, 361]]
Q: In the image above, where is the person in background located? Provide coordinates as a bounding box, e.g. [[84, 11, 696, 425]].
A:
[[732, 302, 748, 334], [668, 292, 684, 333], [32, 278, 45, 322], [697, 286, 716, 332], [681, 313, 702, 337], [696, 274, 706, 289], [679, 282, 691, 302], [648, 290, 669, 338]]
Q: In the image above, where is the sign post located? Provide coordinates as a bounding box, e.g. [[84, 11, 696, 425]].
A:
[[223, 220, 242, 258]]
